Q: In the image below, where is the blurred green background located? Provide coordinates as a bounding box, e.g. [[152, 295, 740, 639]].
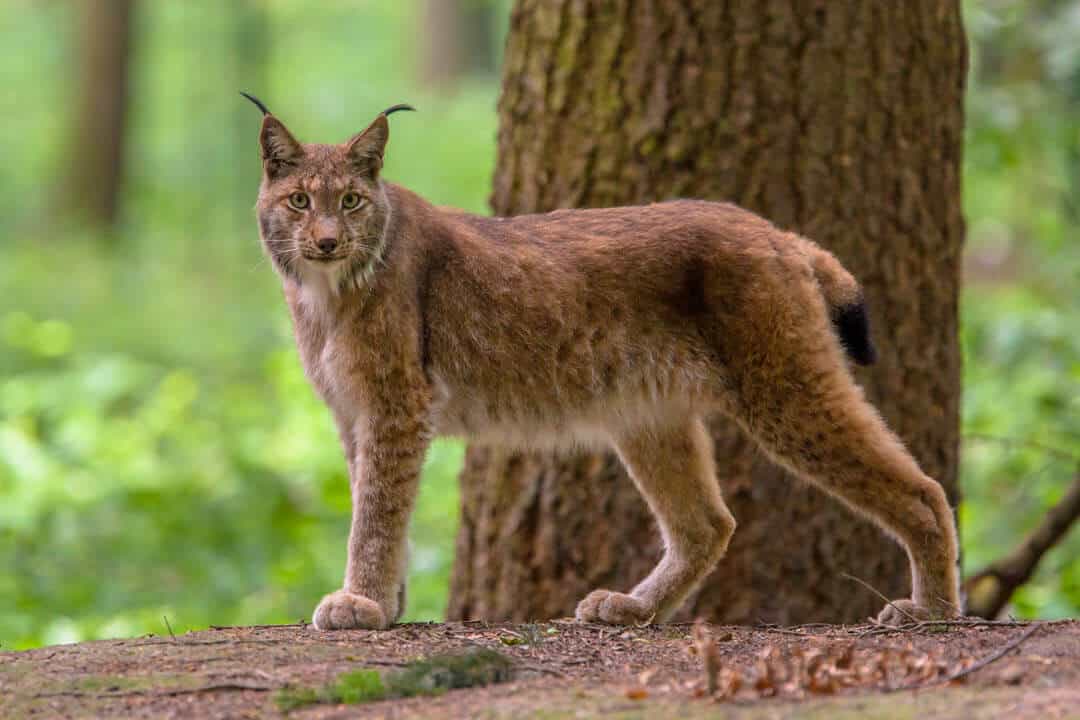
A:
[[1, 1, 1077, 649]]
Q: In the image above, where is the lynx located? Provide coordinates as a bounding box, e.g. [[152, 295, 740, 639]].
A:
[[243, 94, 961, 630]]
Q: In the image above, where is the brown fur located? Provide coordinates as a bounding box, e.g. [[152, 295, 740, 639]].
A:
[[249, 107, 961, 630]]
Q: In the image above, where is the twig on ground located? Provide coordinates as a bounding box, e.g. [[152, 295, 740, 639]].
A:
[[517, 663, 567, 678], [937, 623, 1041, 683], [840, 573, 920, 624], [163, 616, 176, 642], [208, 623, 307, 631], [754, 625, 840, 638], [890, 622, 1042, 692], [853, 617, 1066, 639], [893, 619, 1039, 630], [907, 618, 1028, 630], [35, 683, 276, 699], [134, 638, 299, 647]]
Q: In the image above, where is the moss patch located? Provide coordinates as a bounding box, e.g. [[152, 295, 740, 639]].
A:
[[276, 647, 514, 712], [73, 675, 156, 693]]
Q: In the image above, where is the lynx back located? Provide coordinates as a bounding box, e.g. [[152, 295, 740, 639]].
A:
[[243, 95, 961, 631]]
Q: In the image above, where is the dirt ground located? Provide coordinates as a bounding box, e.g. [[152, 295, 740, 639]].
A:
[[3, 618, 1078, 719]]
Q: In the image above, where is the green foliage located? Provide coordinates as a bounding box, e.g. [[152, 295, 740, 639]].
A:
[[959, 0, 1080, 619], [334, 669, 388, 704], [274, 686, 323, 713], [0, 0, 1077, 651], [959, 286, 1079, 617], [0, 0, 488, 649], [273, 648, 513, 711], [385, 647, 515, 697]]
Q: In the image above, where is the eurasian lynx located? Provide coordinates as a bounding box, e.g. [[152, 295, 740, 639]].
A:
[[243, 94, 961, 630]]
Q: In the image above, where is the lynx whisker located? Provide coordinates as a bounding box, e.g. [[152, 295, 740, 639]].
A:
[[247, 255, 273, 274]]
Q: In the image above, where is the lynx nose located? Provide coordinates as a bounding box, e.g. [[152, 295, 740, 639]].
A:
[[316, 237, 338, 254]]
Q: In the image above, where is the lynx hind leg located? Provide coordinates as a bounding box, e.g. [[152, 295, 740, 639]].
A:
[[576, 416, 736, 625], [734, 347, 960, 624]]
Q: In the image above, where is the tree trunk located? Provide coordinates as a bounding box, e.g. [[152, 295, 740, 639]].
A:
[[67, 0, 135, 231], [449, 0, 966, 625]]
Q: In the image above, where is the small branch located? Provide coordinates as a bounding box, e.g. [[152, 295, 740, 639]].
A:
[[754, 623, 842, 638], [888, 618, 1038, 630], [134, 638, 298, 647], [517, 663, 567, 678], [207, 622, 307, 631], [752, 616, 1051, 639], [965, 468, 1080, 619], [889, 623, 1042, 692], [840, 573, 919, 624], [853, 617, 1041, 638], [35, 683, 276, 699], [944, 624, 1041, 682]]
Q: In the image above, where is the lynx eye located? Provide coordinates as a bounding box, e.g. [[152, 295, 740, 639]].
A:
[[341, 192, 363, 210], [287, 192, 310, 210]]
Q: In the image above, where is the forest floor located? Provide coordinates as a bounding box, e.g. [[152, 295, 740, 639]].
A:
[[3, 618, 1078, 719]]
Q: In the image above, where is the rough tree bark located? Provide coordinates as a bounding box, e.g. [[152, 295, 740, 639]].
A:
[[67, 0, 135, 231], [449, 0, 966, 625]]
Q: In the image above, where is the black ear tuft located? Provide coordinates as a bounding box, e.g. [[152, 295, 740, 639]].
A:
[[240, 91, 271, 116], [382, 103, 416, 117]]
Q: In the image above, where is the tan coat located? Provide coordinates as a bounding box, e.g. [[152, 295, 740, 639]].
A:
[[248, 101, 960, 630]]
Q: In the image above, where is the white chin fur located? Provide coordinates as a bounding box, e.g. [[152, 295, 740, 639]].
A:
[[298, 259, 348, 305]]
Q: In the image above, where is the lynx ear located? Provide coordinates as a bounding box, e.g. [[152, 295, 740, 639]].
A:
[[346, 115, 389, 177], [259, 116, 303, 177], [346, 104, 415, 177]]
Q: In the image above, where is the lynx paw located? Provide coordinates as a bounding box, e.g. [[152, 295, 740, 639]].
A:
[[312, 590, 387, 630], [575, 589, 655, 625], [875, 598, 956, 626]]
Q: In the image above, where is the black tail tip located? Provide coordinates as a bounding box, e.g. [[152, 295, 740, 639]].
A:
[[832, 300, 877, 366]]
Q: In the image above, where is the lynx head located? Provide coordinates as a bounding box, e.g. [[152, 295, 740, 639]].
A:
[[243, 93, 414, 293]]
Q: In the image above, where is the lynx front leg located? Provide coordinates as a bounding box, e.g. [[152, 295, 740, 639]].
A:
[[312, 413, 430, 630], [576, 417, 736, 625]]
